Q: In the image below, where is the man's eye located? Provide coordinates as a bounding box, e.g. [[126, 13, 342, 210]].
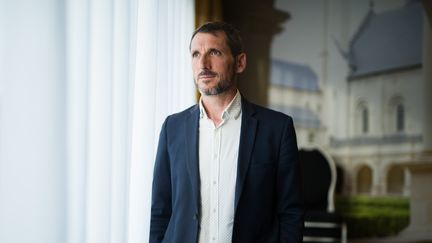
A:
[[210, 50, 221, 56], [192, 52, 199, 58]]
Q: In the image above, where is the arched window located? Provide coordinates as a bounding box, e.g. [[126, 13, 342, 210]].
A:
[[396, 103, 404, 132], [356, 101, 369, 135], [388, 96, 405, 134], [362, 107, 369, 134], [356, 165, 372, 194]]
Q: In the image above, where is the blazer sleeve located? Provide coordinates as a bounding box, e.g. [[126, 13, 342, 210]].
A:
[[149, 118, 172, 243], [277, 117, 304, 242]]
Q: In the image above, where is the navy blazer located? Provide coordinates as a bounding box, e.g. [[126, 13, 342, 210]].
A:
[[150, 98, 304, 243]]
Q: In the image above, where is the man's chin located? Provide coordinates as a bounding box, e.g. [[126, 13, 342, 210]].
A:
[[200, 86, 233, 96], [195, 80, 234, 96], [200, 89, 220, 96], [198, 87, 220, 96]]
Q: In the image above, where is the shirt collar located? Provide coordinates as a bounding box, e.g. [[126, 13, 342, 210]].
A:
[[199, 89, 242, 120]]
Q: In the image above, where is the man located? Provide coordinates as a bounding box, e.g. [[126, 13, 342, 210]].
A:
[[150, 22, 304, 243]]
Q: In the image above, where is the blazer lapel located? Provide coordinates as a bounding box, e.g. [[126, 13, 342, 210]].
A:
[[184, 105, 200, 211], [235, 99, 257, 211]]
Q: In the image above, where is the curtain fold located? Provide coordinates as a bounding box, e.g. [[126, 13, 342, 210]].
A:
[[0, 0, 194, 242], [66, 0, 195, 243]]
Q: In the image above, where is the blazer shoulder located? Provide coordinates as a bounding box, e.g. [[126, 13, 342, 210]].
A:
[[245, 100, 293, 123], [164, 104, 199, 125]]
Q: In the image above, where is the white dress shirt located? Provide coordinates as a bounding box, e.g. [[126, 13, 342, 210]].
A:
[[198, 90, 242, 243]]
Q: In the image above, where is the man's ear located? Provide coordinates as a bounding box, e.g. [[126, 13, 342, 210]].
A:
[[235, 53, 247, 74]]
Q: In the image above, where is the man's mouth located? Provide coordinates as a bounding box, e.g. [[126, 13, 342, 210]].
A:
[[199, 75, 215, 80], [198, 70, 217, 80]]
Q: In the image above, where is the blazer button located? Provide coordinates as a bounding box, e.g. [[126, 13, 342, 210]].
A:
[[193, 214, 198, 220]]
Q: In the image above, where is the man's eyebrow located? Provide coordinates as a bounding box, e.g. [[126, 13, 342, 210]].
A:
[[209, 48, 221, 52]]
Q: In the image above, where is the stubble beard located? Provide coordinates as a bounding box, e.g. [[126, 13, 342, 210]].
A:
[[198, 79, 231, 96], [195, 71, 237, 96]]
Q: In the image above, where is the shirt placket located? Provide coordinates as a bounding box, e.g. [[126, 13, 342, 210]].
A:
[[210, 126, 221, 242]]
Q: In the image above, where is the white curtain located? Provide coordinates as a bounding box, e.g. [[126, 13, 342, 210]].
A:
[[0, 0, 195, 242], [66, 0, 195, 243], [0, 0, 67, 242]]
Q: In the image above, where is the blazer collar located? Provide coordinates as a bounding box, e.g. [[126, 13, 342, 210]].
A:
[[235, 97, 257, 211], [184, 105, 200, 211]]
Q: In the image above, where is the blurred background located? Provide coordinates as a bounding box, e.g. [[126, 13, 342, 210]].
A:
[[0, 0, 431, 242]]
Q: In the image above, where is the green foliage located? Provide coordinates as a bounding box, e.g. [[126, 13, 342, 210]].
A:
[[335, 195, 410, 238]]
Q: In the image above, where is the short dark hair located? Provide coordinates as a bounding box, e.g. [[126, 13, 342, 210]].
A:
[[190, 22, 244, 57]]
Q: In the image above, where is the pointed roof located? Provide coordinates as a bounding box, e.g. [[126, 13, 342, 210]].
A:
[[348, 2, 423, 79], [270, 105, 321, 128], [270, 59, 320, 91]]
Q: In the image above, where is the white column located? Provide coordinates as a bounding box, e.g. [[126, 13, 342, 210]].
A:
[[371, 162, 381, 196], [403, 167, 411, 196], [399, 163, 432, 241]]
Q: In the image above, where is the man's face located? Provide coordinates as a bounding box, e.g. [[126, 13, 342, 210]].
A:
[[190, 31, 245, 96]]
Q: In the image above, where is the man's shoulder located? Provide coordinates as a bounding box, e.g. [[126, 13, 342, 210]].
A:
[[243, 99, 293, 122], [165, 104, 199, 122]]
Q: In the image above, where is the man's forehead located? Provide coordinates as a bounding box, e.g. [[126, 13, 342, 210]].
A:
[[191, 31, 227, 46], [197, 30, 224, 38]]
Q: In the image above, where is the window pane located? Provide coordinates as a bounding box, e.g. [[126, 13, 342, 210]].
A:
[[397, 104, 404, 132], [362, 108, 368, 133]]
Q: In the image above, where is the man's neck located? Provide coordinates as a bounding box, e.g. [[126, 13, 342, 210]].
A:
[[201, 88, 237, 126]]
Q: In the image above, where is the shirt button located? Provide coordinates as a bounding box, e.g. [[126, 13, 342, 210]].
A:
[[213, 181, 217, 185], [213, 208, 216, 213], [212, 237, 216, 241]]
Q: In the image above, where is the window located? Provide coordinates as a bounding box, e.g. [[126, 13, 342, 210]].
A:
[[396, 104, 404, 132], [353, 100, 370, 136], [388, 96, 404, 134], [362, 107, 369, 134], [356, 101, 369, 135]]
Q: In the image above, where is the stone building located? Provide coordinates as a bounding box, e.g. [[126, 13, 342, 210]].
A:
[[269, 0, 430, 196]]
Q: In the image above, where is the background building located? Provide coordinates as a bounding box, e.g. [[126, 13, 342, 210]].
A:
[[269, 0, 430, 196]]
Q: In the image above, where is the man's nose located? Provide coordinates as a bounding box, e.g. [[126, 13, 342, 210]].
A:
[[198, 54, 210, 69]]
